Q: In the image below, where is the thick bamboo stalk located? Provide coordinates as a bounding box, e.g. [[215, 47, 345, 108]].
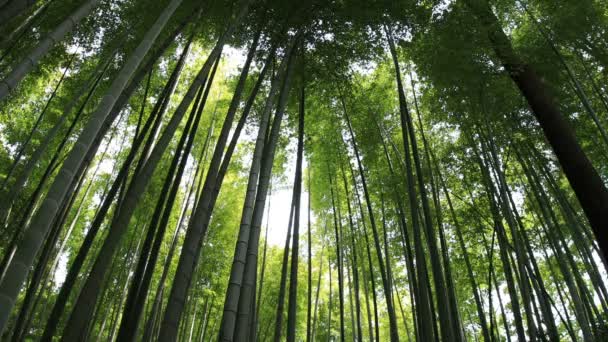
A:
[[0, 0, 99, 101], [0, 0, 183, 333]]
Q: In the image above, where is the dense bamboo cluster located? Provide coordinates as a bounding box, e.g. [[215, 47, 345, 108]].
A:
[[0, 0, 607, 341]]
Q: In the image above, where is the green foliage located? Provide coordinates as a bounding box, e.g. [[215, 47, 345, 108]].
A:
[[1, 0, 607, 340]]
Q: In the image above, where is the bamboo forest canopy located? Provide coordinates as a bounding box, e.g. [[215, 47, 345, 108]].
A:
[[0, 0, 607, 341]]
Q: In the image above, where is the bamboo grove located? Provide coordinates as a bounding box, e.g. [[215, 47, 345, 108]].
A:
[[0, 0, 607, 340]]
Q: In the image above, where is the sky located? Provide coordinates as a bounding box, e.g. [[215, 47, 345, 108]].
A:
[[51, 42, 316, 286], [262, 182, 311, 248], [256, 124, 313, 248]]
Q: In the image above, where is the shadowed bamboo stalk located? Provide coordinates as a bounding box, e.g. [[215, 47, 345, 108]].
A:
[[464, 0, 608, 262], [157, 4, 258, 340], [61, 46, 219, 341], [0, 54, 75, 226], [0, 0, 183, 332], [0, 0, 100, 101], [0, 0, 51, 58], [234, 33, 300, 341], [0, 0, 39, 28], [286, 75, 305, 341]]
